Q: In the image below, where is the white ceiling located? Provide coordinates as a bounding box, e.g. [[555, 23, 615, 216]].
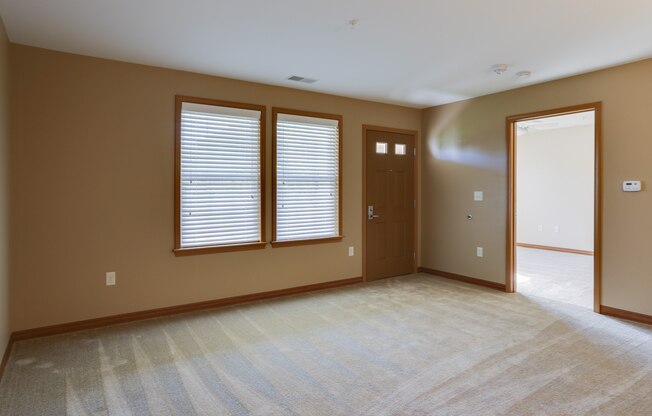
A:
[[2, 0, 652, 108], [517, 111, 594, 134]]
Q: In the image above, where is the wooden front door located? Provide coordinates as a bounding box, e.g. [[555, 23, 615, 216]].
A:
[[365, 128, 415, 281]]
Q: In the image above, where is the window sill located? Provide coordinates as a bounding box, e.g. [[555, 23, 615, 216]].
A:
[[174, 242, 267, 257], [271, 236, 343, 248]]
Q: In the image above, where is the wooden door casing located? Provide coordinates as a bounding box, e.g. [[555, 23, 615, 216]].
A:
[[365, 129, 415, 281]]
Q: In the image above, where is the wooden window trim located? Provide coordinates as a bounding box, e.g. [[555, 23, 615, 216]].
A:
[[271, 107, 343, 247], [174, 95, 267, 256], [174, 242, 267, 256], [270, 236, 343, 248]]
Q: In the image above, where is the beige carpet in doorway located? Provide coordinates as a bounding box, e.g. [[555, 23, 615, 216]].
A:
[[0, 274, 651, 415], [517, 246, 594, 309]]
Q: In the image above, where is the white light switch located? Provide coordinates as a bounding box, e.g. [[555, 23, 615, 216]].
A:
[[553, 226, 560, 233], [348, 246, 354, 256], [106, 272, 116, 286], [474, 191, 483, 201], [622, 180, 641, 192], [537, 225, 543, 232], [476, 247, 483, 257]]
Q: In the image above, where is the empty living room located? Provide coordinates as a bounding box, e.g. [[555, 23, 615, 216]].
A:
[[0, 1, 651, 415]]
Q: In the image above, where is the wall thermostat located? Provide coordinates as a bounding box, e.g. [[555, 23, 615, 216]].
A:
[[622, 180, 642, 192]]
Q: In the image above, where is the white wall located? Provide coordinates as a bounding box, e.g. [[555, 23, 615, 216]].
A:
[[516, 124, 594, 251]]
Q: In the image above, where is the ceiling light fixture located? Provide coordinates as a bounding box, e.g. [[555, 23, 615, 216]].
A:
[[516, 70, 532, 79], [491, 64, 509, 75]]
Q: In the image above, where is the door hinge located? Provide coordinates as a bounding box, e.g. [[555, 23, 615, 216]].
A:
[[413, 252, 416, 260], [414, 199, 416, 208], [413, 148, 416, 156]]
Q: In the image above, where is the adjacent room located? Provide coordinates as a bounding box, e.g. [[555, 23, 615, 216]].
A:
[[0, 1, 651, 415], [515, 111, 596, 309]]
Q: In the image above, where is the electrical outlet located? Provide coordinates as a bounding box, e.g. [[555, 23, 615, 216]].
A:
[[554, 226, 560, 233], [537, 225, 543, 232], [106, 272, 116, 286], [348, 246, 354, 256], [476, 247, 483, 257]]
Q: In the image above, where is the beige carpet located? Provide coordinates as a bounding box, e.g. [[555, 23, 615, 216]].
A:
[[1, 274, 651, 415], [517, 247, 594, 309]]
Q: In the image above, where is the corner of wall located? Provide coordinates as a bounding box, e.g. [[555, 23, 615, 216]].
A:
[[0, 15, 11, 359]]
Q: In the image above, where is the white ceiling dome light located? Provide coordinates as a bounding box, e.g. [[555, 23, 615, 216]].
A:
[[491, 64, 509, 75], [516, 70, 532, 79]]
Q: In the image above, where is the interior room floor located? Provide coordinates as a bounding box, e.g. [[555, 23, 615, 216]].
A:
[[1, 274, 650, 416], [517, 246, 594, 309]]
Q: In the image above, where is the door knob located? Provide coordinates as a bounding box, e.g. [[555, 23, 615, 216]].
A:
[[367, 205, 380, 220]]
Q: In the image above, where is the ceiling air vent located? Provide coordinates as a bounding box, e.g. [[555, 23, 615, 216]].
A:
[[287, 75, 317, 84]]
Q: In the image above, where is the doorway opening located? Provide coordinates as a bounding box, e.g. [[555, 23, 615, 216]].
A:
[[507, 103, 602, 311]]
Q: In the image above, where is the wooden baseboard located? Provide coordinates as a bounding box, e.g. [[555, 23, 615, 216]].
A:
[[600, 305, 652, 326], [418, 267, 506, 292], [516, 243, 593, 256], [10, 276, 364, 343]]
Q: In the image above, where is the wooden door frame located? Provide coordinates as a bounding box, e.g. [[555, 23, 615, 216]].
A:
[[362, 125, 419, 282], [506, 102, 603, 312]]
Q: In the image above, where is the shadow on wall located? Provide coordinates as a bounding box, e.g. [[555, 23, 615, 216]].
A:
[[426, 101, 505, 171]]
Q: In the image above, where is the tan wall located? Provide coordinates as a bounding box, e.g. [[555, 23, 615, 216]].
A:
[[0, 19, 9, 351], [421, 58, 652, 315], [9, 45, 421, 331]]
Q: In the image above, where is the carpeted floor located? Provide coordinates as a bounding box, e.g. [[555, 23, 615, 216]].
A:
[[1, 274, 651, 415], [517, 247, 594, 309]]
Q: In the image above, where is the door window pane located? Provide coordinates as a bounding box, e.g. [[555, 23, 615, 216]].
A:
[[376, 142, 388, 154]]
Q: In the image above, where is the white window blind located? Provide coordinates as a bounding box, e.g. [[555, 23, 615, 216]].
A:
[[276, 113, 340, 242], [180, 102, 261, 248]]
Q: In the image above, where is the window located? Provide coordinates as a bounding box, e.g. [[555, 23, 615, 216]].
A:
[[272, 108, 342, 246], [376, 142, 388, 154], [395, 143, 406, 155], [174, 96, 266, 255]]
